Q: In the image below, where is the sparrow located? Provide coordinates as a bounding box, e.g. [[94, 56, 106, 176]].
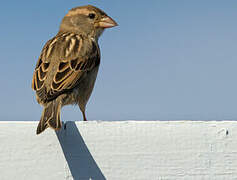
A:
[[32, 5, 117, 134]]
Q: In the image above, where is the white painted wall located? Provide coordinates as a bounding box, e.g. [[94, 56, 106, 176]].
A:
[[0, 121, 237, 180]]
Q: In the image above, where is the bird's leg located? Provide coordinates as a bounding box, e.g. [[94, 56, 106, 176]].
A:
[[82, 110, 87, 121], [64, 122, 67, 130]]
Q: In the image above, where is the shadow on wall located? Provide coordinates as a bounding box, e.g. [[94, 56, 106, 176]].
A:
[[56, 121, 106, 180]]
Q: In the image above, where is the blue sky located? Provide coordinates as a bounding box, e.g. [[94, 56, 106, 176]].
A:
[[0, 1, 237, 121]]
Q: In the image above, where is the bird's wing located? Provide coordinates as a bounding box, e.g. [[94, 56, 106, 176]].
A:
[[32, 33, 100, 102]]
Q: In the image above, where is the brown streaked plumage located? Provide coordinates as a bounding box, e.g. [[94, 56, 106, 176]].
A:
[[32, 5, 117, 134]]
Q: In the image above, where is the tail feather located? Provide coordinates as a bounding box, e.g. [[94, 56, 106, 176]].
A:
[[36, 99, 62, 135]]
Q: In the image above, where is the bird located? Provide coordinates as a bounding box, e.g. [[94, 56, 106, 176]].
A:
[[32, 5, 118, 134]]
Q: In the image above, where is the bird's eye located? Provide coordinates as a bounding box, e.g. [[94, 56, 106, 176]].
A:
[[88, 13, 96, 19]]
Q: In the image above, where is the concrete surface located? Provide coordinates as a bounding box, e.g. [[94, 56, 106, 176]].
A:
[[0, 121, 237, 180]]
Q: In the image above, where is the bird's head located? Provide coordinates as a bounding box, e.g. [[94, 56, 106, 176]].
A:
[[59, 5, 118, 40]]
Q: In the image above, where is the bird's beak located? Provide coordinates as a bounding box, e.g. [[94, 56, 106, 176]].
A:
[[99, 16, 118, 28]]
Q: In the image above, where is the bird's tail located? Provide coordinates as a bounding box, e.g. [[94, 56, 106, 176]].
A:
[[36, 99, 62, 135]]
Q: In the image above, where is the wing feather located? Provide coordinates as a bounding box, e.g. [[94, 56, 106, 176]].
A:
[[32, 33, 100, 103]]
